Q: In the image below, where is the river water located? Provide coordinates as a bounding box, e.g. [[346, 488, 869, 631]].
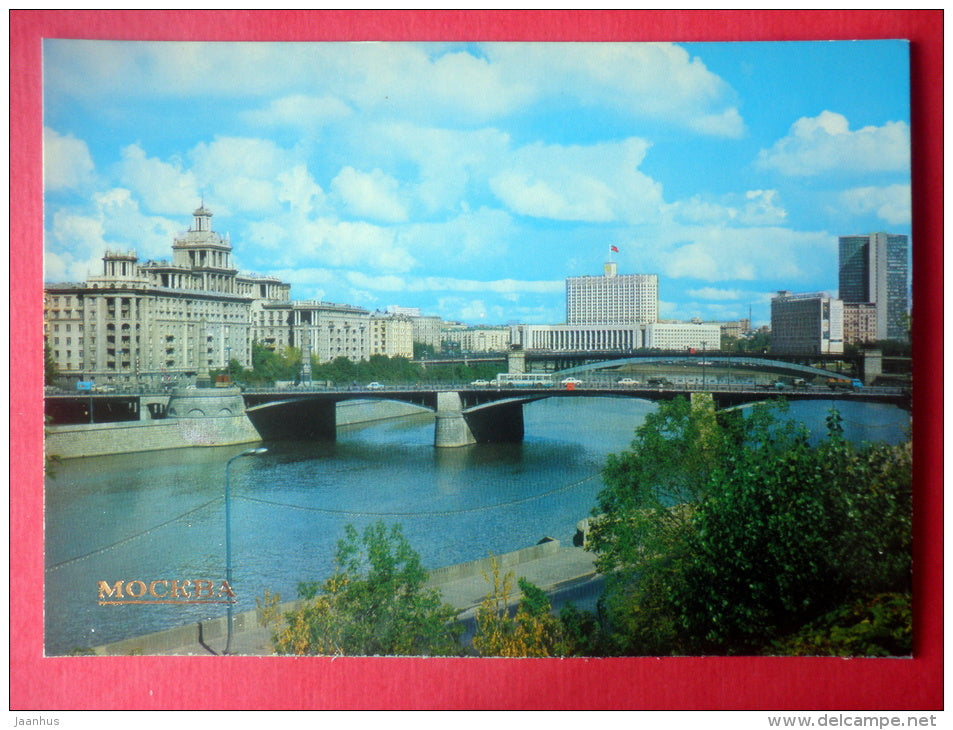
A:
[[43, 397, 910, 655]]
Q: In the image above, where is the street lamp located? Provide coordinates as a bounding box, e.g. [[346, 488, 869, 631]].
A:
[[224, 446, 268, 654]]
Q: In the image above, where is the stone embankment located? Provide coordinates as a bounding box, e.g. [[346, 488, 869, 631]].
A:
[[45, 391, 429, 459], [91, 540, 597, 656]]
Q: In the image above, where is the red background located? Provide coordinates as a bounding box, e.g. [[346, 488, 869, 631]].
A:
[[10, 10, 943, 710]]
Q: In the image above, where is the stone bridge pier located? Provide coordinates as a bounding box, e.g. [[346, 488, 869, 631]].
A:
[[434, 391, 525, 448]]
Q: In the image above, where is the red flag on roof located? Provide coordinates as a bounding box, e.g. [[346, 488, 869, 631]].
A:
[[610, 245, 619, 252]]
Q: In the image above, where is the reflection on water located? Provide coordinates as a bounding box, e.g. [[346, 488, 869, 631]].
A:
[[44, 397, 909, 654]]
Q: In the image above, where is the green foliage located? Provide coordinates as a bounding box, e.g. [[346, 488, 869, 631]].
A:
[[413, 341, 436, 359], [268, 521, 462, 656], [590, 395, 745, 579], [589, 398, 912, 656], [227, 341, 303, 385], [557, 602, 609, 657], [44, 337, 59, 385], [472, 558, 567, 657], [771, 593, 912, 657], [306, 354, 499, 386], [66, 646, 96, 656]]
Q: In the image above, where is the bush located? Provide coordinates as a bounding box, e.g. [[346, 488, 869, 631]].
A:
[[268, 522, 462, 656], [589, 399, 912, 655]]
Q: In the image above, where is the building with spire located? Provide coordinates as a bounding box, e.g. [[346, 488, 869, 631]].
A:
[[43, 205, 375, 387]]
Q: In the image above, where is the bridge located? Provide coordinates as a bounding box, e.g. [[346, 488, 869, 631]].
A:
[[44, 381, 909, 448], [239, 381, 909, 447], [45, 349, 910, 448]]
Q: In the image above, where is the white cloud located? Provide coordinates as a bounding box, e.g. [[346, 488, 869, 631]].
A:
[[345, 272, 407, 292], [44, 127, 95, 191], [686, 287, 746, 301], [252, 216, 416, 273], [44, 188, 182, 281], [241, 94, 353, 129], [45, 41, 743, 136], [277, 165, 327, 217], [358, 123, 511, 216], [190, 136, 292, 178], [740, 189, 787, 225], [757, 111, 910, 176], [490, 138, 663, 223], [399, 207, 514, 263], [837, 184, 911, 225], [331, 166, 407, 223], [485, 42, 744, 137], [346, 271, 561, 295], [116, 144, 198, 215], [671, 189, 787, 227], [660, 226, 835, 283], [45, 211, 106, 281]]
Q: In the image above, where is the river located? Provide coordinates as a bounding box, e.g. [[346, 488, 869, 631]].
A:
[[43, 396, 910, 655]]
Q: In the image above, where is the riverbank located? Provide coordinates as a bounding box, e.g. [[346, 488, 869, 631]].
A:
[[46, 398, 430, 459], [89, 540, 596, 656]]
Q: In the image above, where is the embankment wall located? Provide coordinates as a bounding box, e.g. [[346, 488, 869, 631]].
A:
[[92, 540, 562, 655], [45, 416, 262, 460], [46, 399, 431, 459]]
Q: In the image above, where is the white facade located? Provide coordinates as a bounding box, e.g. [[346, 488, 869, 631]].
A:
[[441, 326, 511, 353], [566, 262, 658, 325], [411, 316, 444, 348], [643, 323, 721, 351], [370, 313, 415, 358], [511, 323, 644, 352], [770, 291, 845, 355]]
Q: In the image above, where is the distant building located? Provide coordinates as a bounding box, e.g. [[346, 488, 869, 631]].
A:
[[566, 261, 658, 325], [284, 301, 371, 365], [411, 315, 444, 349], [714, 318, 751, 340], [842, 302, 879, 346], [386, 305, 421, 317], [45, 205, 294, 386], [441, 326, 511, 353], [370, 312, 414, 359], [770, 291, 844, 355], [510, 323, 644, 352], [838, 232, 909, 341], [43, 205, 377, 387], [643, 323, 721, 351]]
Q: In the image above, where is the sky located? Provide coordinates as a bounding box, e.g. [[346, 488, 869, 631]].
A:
[[42, 40, 911, 328]]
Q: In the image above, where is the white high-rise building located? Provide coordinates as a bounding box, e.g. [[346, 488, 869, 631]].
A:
[[566, 262, 658, 325]]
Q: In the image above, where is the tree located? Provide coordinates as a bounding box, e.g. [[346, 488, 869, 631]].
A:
[[44, 337, 59, 386], [248, 341, 301, 384], [267, 521, 462, 656], [472, 557, 567, 657], [589, 398, 912, 656]]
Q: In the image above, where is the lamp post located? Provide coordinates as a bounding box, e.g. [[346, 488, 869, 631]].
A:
[[224, 446, 268, 654]]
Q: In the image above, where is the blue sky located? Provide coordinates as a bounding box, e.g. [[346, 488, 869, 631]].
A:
[[42, 40, 911, 327]]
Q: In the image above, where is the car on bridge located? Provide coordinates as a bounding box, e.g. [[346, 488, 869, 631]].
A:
[[560, 378, 584, 386], [366, 382, 386, 390], [617, 378, 640, 386], [470, 379, 490, 387]]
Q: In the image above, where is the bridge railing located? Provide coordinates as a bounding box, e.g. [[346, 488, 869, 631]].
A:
[[47, 382, 909, 397]]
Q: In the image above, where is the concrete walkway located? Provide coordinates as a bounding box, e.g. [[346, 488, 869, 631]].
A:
[[93, 544, 598, 656]]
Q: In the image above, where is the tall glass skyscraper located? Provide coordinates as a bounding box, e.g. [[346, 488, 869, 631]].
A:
[[838, 232, 909, 341]]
